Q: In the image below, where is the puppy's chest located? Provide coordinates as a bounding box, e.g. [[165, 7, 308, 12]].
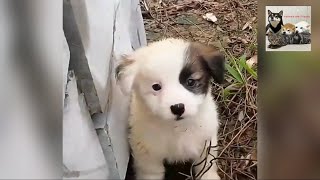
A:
[[170, 129, 208, 161], [152, 125, 210, 161]]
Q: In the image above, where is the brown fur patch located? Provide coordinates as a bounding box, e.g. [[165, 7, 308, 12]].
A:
[[179, 43, 225, 94]]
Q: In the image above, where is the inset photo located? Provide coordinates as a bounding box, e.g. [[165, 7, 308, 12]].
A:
[[266, 6, 311, 51]]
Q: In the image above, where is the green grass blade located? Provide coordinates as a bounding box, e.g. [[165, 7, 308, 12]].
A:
[[225, 63, 244, 83], [238, 55, 246, 72], [239, 60, 258, 80]]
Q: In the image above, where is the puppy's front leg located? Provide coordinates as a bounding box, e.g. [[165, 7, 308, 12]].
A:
[[134, 157, 165, 180], [194, 138, 220, 180]]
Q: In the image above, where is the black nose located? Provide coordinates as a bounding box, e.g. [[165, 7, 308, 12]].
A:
[[170, 103, 185, 116]]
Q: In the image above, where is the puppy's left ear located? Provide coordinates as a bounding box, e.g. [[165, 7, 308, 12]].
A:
[[115, 55, 138, 95], [279, 10, 283, 16], [201, 50, 225, 84]]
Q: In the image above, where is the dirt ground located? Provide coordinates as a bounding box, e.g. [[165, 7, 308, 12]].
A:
[[139, 0, 258, 179]]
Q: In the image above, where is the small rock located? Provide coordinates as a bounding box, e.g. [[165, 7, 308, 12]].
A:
[[202, 13, 217, 23]]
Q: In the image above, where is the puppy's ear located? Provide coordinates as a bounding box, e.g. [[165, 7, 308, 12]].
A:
[[201, 50, 225, 84], [189, 43, 225, 84], [279, 10, 283, 16], [268, 10, 272, 16], [115, 55, 138, 95]]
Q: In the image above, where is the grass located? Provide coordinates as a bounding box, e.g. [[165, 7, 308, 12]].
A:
[[212, 48, 257, 180]]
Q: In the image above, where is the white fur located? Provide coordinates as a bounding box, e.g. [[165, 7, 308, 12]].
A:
[[117, 38, 221, 179], [295, 21, 311, 33]]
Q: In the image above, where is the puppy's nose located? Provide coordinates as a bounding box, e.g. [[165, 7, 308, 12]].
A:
[[170, 103, 185, 116]]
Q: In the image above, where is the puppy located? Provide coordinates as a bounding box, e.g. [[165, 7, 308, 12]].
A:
[[295, 21, 311, 33], [282, 23, 295, 35], [266, 10, 284, 34], [116, 38, 224, 180]]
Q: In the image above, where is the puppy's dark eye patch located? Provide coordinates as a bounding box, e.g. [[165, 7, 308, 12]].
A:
[[186, 78, 198, 87]]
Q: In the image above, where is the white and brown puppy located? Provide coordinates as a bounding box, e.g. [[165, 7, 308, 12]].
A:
[[116, 38, 224, 180]]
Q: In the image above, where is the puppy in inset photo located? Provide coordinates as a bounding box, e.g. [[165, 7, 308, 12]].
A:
[[282, 23, 295, 35], [266, 10, 284, 34], [116, 38, 224, 180], [295, 21, 311, 33]]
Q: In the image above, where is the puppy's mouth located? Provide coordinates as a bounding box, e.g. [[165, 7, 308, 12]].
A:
[[175, 116, 184, 121]]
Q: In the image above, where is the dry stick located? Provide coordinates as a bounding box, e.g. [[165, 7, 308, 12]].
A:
[[189, 140, 208, 180], [221, 126, 242, 138], [162, 8, 169, 37], [183, 18, 208, 36], [226, 87, 243, 108], [177, 172, 191, 179], [218, 164, 233, 180], [230, 159, 233, 179], [234, 168, 256, 179], [236, 118, 254, 144], [194, 141, 212, 179], [218, 118, 254, 157]]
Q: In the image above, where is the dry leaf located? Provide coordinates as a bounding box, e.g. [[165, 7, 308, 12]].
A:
[[202, 13, 217, 23], [238, 37, 248, 44], [238, 111, 244, 121], [246, 55, 257, 67], [216, 26, 223, 32], [245, 153, 252, 166], [242, 22, 250, 30]]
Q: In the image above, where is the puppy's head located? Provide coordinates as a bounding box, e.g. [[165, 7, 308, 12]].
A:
[[295, 24, 311, 33], [282, 23, 295, 35], [116, 38, 224, 121], [268, 10, 283, 27]]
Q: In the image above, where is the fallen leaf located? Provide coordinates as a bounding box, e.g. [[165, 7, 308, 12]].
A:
[[245, 153, 252, 166], [242, 21, 250, 30], [238, 37, 248, 44], [176, 14, 200, 25], [216, 26, 224, 32], [202, 13, 217, 23], [246, 55, 257, 68], [238, 111, 244, 121]]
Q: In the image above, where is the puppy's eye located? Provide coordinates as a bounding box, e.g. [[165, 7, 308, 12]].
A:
[[186, 79, 197, 87], [152, 83, 161, 91], [287, 30, 290, 31], [296, 26, 298, 28], [300, 27, 303, 29]]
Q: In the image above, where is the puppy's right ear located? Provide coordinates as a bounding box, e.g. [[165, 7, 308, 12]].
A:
[[115, 55, 138, 95], [279, 10, 283, 16], [268, 10, 272, 16]]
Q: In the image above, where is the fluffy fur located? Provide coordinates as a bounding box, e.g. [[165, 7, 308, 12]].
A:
[[116, 38, 224, 180], [282, 23, 295, 35]]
